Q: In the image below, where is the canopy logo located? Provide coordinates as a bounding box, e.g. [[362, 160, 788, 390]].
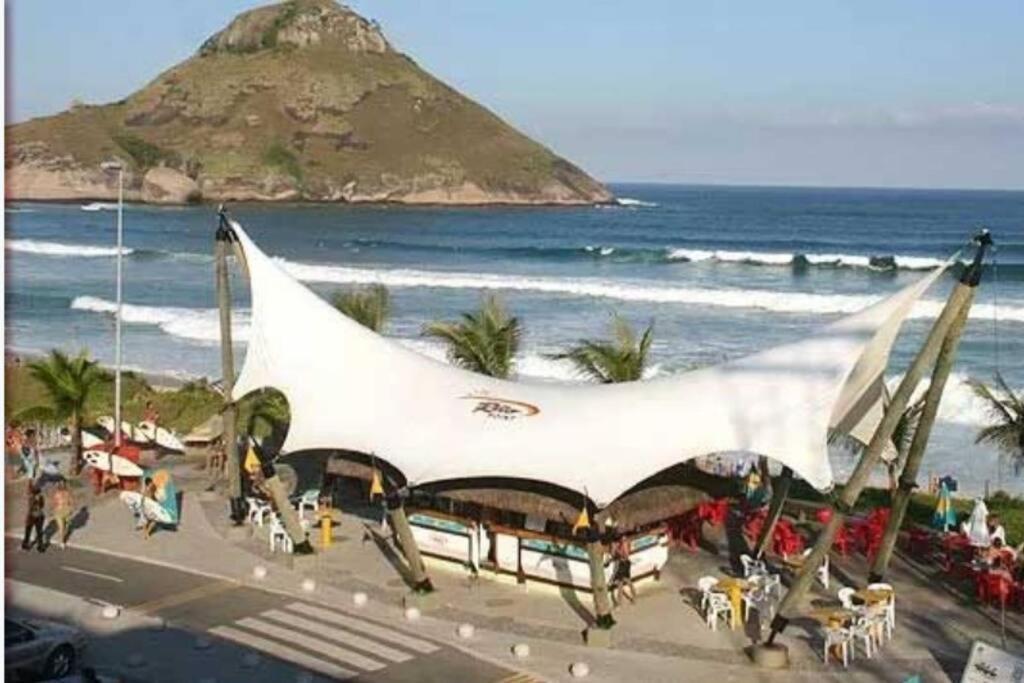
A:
[[462, 394, 540, 421]]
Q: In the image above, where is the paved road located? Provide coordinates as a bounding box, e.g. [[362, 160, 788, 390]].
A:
[[6, 539, 527, 682]]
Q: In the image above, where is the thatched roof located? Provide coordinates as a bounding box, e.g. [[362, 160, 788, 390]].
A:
[[325, 452, 740, 530]]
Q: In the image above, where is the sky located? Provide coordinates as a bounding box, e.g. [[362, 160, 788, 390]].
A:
[[6, 1, 1024, 189]]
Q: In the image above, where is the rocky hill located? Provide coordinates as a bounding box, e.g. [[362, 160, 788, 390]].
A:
[[5, 0, 611, 205]]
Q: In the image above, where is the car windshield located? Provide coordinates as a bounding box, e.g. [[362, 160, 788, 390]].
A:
[[5, 619, 32, 645]]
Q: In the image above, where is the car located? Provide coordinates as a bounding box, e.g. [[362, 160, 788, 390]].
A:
[[5, 616, 86, 681]]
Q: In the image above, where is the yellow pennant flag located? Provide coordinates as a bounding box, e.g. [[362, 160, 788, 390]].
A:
[[243, 446, 261, 474], [572, 505, 590, 534], [369, 469, 384, 500]]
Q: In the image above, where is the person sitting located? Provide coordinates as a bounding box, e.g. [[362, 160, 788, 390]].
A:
[[143, 400, 160, 427], [984, 537, 1012, 564], [988, 515, 1007, 545]]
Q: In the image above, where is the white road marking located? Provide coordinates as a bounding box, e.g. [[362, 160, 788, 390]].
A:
[[60, 566, 123, 583], [286, 602, 440, 653], [261, 609, 412, 663], [210, 625, 356, 680], [236, 617, 386, 671]]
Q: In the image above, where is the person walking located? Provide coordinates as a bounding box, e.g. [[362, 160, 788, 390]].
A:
[[51, 480, 73, 549], [610, 534, 636, 607], [22, 482, 46, 552]]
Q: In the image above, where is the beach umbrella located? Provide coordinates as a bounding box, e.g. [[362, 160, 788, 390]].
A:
[[965, 498, 990, 547], [931, 482, 957, 532]]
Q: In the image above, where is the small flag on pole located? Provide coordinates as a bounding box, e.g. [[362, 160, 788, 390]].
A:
[[243, 446, 260, 474], [572, 505, 590, 534], [369, 469, 384, 500]]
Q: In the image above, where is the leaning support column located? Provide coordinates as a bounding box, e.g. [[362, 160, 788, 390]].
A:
[[386, 491, 434, 593], [258, 455, 314, 554], [587, 528, 615, 633], [215, 211, 243, 523], [754, 467, 794, 559], [758, 235, 988, 660], [869, 233, 991, 582]]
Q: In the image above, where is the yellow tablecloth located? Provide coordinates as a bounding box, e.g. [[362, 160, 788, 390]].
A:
[[713, 577, 749, 630]]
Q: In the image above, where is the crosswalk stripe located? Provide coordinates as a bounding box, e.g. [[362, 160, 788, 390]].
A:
[[285, 602, 439, 654], [261, 609, 412, 663], [236, 617, 386, 672], [495, 673, 542, 683], [210, 625, 357, 680]]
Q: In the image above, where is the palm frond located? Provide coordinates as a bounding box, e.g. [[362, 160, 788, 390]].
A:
[[548, 316, 653, 384], [423, 296, 520, 378], [332, 284, 391, 332]]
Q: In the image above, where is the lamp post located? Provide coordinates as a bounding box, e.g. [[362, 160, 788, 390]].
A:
[[101, 161, 124, 448]]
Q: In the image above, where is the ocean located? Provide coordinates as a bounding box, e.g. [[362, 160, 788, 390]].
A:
[[5, 184, 1024, 495]]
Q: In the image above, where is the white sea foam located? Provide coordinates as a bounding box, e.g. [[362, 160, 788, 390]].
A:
[[616, 197, 659, 208], [7, 239, 134, 258], [584, 245, 616, 257], [277, 259, 1024, 323], [900, 372, 1019, 428], [665, 248, 947, 271], [70, 296, 250, 343]]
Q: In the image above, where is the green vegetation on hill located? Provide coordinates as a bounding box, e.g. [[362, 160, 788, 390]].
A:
[[6, 0, 611, 205]]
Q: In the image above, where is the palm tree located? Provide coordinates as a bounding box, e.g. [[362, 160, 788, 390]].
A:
[[548, 316, 653, 383], [423, 296, 521, 379], [16, 350, 108, 475], [969, 373, 1024, 464], [885, 398, 925, 496], [332, 284, 391, 332]]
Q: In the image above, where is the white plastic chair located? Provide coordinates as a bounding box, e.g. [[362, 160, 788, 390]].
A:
[[823, 625, 853, 667], [837, 586, 856, 610], [867, 582, 896, 635], [740, 553, 767, 578], [246, 497, 272, 527], [802, 547, 830, 590], [762, 573, 782, 602], [697, 576, 719, 612], [742, 585, 776, 622], [705, 592, 733, 632], [849, 616, 875, 659], [269, 516, 293, 553], [293, 489, 320, 520]]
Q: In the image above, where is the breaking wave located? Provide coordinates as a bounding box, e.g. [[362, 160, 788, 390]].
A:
[[7, 239, 135, 258], [70, 296, 250, 343], [665, 248, 949, 271], [277, 259, 1024, 323], [615, 197, 659, 208]]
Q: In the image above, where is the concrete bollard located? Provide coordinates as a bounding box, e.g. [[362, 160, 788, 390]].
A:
[[101, 605, 120, 620], [404, 606, 421, 622], [253, 565, 268, 580], [194, 637, 212, 651], [242, 652, 262, 668], [301, 578, 316, 593], [570, 661, 591, 678], [352, 592, 368, 607], [456, 623, 475, 639], [512, 643, 530, 659]]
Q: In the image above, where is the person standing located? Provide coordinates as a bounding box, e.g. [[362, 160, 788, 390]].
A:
[[143, 401, 160, 427], [20, 428, 39, 481], [22, 483, 46, 552], [141, 477, 159, 539], [51, 480, 73, 549]]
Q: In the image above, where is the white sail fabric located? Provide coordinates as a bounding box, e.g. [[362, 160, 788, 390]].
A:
[[230, 221, 947, 504]]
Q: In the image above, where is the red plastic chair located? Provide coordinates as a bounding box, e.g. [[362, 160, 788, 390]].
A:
[[978, 573, 1012, 607], [833, 524, 854, 556], [815, 508, 833, 525]]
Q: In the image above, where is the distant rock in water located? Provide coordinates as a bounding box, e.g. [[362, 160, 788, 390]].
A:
[[868, 255, 898, 270], [5, 0, 611, 206]]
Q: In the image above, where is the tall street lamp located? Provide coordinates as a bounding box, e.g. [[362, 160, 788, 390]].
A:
[[101, 160, 124, 448]]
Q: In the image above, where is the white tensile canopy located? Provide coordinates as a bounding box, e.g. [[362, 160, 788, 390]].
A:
[[230, 221, 948, 506]]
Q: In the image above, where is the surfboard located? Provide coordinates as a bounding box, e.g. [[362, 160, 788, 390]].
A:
[[119, 490, 176, 525], [97, 416, 141, 443], [136, 421, 185, 452], [83, 449, 144, 478], [82, 430, 105, 449]]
